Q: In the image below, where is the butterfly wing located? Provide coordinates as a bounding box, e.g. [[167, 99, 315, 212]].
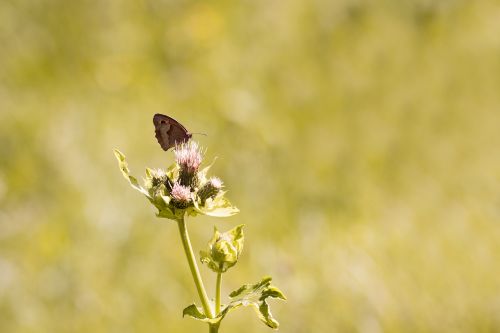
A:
[[153, 114, 192, 151]]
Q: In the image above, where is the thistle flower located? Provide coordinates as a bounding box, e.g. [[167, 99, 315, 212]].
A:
[[198, 177, 223, 204], [175, 141, 203, 188], [114, 133, 285, 332], [171, 182, 192, 208], [171, 182, 191, 201], [148, 168, 168, 187], [114, 147, 239, 219]]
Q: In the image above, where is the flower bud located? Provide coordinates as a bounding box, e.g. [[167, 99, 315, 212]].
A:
[[175, 141, 203, 188], [171, 182, 192, 209], [144, 169, 171, 208], [198, 177, 223, 205], [200, 225, 244, 273], [144, 168, 167, 190], [150, 169, 167, 187]]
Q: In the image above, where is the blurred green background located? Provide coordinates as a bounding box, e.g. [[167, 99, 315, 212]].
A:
[[1, 0, 499, 332]]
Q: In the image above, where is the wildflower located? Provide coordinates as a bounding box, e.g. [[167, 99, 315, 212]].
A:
[[171, 182, 192, 208], [150, 169, 167, 187], [175, 141, 203, 188], [114, 140, 285, 331], [198, 177, 223, 204], [114, 146, 239, 219]]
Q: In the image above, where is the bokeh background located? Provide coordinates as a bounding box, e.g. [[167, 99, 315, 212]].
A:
[[1, 0, 500, 332]]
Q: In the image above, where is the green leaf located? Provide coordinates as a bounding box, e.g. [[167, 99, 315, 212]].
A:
[[257, 302, 279, 329], [223, 276, 286, 329], [182, 304, 220, 324], [193, 194, 239, 217], [145, 167, 153, 179], [229, 276, 273, 298], [155, 204, 176, 220], [182, 304, 206, 320], [114, 149, 151, 198], [197, 157, 218, 186], [165, 162, 179, 182], [182, 277, 286, 329]]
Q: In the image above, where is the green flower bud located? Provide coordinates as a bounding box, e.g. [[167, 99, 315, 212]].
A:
[[144, 168, 167, 190], [144, 169, 170, 209], [200, 225, 244, 273], [151, 169, 167, 187]]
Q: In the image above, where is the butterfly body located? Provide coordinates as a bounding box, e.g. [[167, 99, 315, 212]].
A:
[[153, 114, 192, 151]]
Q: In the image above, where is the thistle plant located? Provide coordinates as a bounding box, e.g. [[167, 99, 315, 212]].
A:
[[114, 141, 285, 332]]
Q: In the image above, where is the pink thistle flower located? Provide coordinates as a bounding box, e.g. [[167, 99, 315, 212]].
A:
[[171, 182, 191, 208], [175, 141, 203, 174]]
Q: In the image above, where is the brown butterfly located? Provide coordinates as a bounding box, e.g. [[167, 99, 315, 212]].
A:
[[153, 114, 192, 151]]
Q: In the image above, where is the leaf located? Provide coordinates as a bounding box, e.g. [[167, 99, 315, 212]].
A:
[[229, 276, 273, 298], [114, 149, 151, 198], [182, 304, 206, 320], [165, 162, 179, 182], [197, 157, 218, 186], [193, 195, 239, 217], [155, 200, 176, 220], [182, 277, 286, 329], [182, 304, 220, 324], [223, 276, 286, 329], [145, 167, 153, 179]]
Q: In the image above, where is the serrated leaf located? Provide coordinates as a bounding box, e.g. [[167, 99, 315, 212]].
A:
[[114, 149, 151, 198], [183, 277, 286, 329], [224, 277, 285, 329], [229, 276, 273, 298]]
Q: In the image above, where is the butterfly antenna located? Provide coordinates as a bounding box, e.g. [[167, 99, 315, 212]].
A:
[[191, 132, 208, 137]]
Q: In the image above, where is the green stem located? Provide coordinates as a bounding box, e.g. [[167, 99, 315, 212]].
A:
[[215, 272, 222, 315], [209, 323, 219, 333], [177, 216, 214, 319]]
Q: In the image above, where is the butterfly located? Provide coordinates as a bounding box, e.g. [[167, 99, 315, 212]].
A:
[[153, 114, 192, 151]]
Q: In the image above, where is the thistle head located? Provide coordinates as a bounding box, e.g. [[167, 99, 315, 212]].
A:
[[174, 141, 203, 188], [114, 146, 239, 220], [171, 182, 192, 208], [150, 169, 167, 187], [175, 141, 203, 174], [198, 177, 223, 204]]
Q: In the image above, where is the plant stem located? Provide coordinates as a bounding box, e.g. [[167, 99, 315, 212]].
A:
[[177, 216, 214, 319], [209, 323, 219, 333], [215, 272, 222, 315]]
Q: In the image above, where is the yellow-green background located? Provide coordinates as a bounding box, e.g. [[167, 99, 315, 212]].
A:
[[1, 0, 499, 332]]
